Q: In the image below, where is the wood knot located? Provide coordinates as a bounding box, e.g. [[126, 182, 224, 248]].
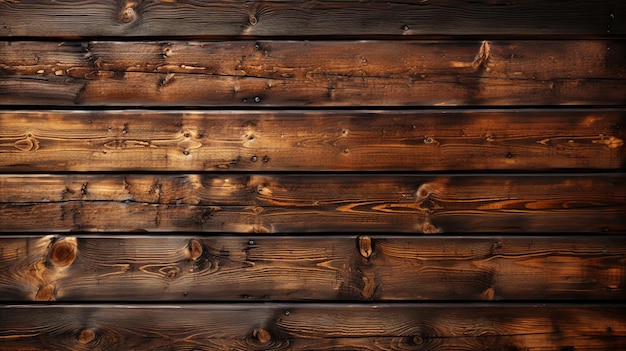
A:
[[35, 284, 55, 301], [252, 225, 270, 233], [164, 267, 179, 280], [361, 275, 376, 299], [481, 287, 495, 301], [358, 236, 373, 258], [423, 136, 439, 145], [253, 328, 271, 344], [78, 329, 95, 344], [422, 221, 438, 234], [256, 184, 273, 197], [49, 239, 77, 268], [472, 41, 491, 70], [120, 5, 136, 23], [592, 135, 624, 149], [416, 184, 431, 200], [14, 134, 40, 152], [188, 239, 203, 260], [249, 14, 258, 26], [410, 335, 425, 346]]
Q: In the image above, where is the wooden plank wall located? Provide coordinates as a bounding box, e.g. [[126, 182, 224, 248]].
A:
[[1, 1, 625, 350]]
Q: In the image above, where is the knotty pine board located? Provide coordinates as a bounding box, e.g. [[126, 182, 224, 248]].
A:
[[1, 40, 624, 106], [0, 0, 623, 37], [1, 235, 624, 302], [0, 174, 623, 233], [1, 304, 625, 350], [0, 109, 623, 171]]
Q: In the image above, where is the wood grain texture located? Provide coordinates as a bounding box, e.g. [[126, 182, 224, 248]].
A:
[[1, 40, 624, 107], [0, 174, 623, 233], [1, 235, 624, 302], [0, 109, 624, 171], [0, 0, 623, 37], [1, 304, 625, 350]]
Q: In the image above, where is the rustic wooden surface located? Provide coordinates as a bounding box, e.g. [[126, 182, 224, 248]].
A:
[[1, 40, 624, 106], [1, 109, 623, 172], [0, 174, 623, 233], [1, 0, 624, 349], [1, 235, 624, 302], [0, 0, 623, 37], [1, 304, 625, 350]]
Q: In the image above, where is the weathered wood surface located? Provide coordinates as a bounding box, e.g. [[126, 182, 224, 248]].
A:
[[1, 235, 624, 302], [0, 0, 623, 37], [1, 40, 624, 106], [1, 304, 625, 350], [0, 174, 623, 233], [1, 109, 624, 172]]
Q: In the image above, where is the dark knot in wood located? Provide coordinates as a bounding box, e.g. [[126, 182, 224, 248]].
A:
[[253, 328, 271, 343], [78, 329, 95, 344], [49, 239, 77, 268]]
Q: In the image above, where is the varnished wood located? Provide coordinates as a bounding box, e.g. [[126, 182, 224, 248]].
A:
[[1, 40, 624, 106], [1, 235, 624, 302], [1, 303, 625, 350], [0, 174, 623, 233], [0, 0, 623, 37], [0, 109, 623, 171]]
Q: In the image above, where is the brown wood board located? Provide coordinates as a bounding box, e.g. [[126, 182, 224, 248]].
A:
[[0, 0, 623, 37], [0, 174, 623, 233], [1, 304, 625, 350], [1, 40, 624, 107], [1, 109, 624, 172], [1, 235, 624, 302]]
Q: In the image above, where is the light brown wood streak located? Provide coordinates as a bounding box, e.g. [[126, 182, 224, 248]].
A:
[[1, 40, 624, 106], [0, 236, 624, 302], [0, 0, 623, 37], [1, 304, 625, 350], [0, 174, 623, 233], [0, 110, 623, 171]]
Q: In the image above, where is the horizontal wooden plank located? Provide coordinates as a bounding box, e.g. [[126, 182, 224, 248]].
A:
[[1, 235, 624, 302], [0, 174, 623, 233], [1, 304, 625, 350], [0, 0, 623, 37], [0, 109, 624, 171], [1, 40, 624, 106]]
